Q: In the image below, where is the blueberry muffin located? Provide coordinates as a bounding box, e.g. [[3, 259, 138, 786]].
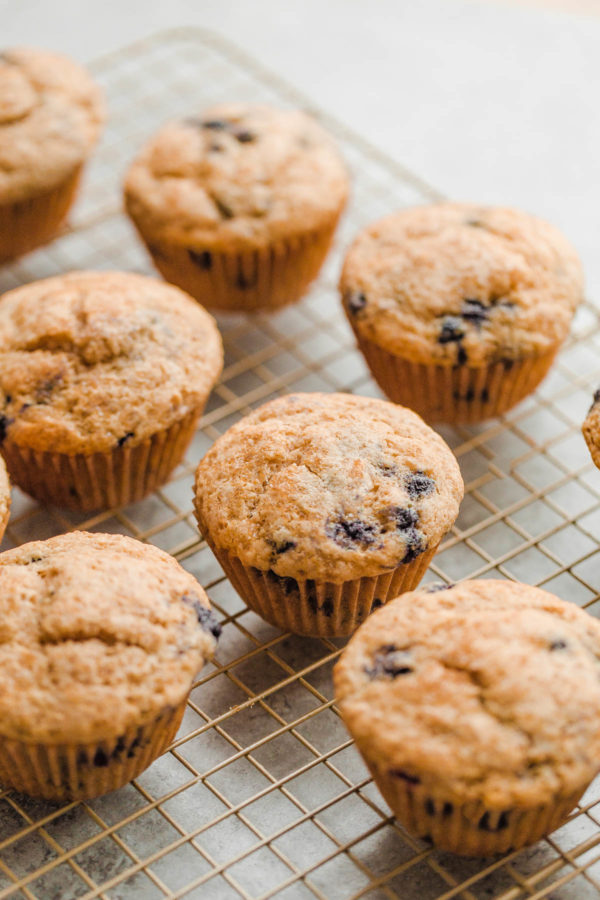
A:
[[334, 580, 600, 855], [0, 271, 223, 510], [340, 204, 583, 423], [0, 457, 10, 542], [194, 393, 463, 636], [0, 531, 220, 800], [124, 103, 349, 311], [0, 47, 104, 261]]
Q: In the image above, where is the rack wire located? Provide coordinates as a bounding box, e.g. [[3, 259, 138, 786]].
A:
[[1, 27, 600, 900]]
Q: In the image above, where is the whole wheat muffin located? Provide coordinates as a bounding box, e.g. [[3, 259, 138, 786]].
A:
[[0, 270, 223, 509], [0, 47, 105, 261], [0, 531, 220, 800], [582, 389, 600, 469], [334, 579, 600, 855], [124, 103, 349, 311], [340, 204, 583, 423], [194, 393, 463, 636], [0, 457, 10, 542]]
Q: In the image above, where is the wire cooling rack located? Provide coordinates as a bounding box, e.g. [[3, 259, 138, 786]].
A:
[[1, 27, 600, 900]]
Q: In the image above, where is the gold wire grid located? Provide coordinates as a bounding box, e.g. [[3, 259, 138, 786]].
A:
[[0, 26, 600, 900]]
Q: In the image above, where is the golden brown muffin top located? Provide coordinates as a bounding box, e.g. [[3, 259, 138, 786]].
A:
[[0, 531, 220, 744], [194, 393, 463, 582], [124, 103, 349, 251], [334, 580, 600, 808], [340, 204, 583, 366], [0, 271, 223, 454], [0, 47, 105, 203]]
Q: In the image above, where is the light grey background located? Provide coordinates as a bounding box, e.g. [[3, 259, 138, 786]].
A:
[[3, 0, 599, 285]]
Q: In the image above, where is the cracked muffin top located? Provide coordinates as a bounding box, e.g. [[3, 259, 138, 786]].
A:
[[0, 47, 104, 204], [0, 531, 220, 744], [124, 103, 349, 251], [0, 271, 223, 454], [194, 393, 463, 582], [340, 204, 583, 366], [334, 580, 600, 808]]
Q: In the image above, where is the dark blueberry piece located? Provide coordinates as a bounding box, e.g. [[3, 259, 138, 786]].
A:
[[390, 768, 421, 784], [405, 471, 435, 499], [235, 130, 256, 143], [549, 639, 568, 651], [465, 388, 475, 403], [478, 810, 510, 832], [388, 506, 419, 531], [211, 195, 234, 219], [438, 316, 465, 344], [321, 598, 334, 617], [93, 748, 109, 768], [265, 570, 299, 596], [402, 529, 425, 563], [442, 802, 454, 817], [181, 594, 222, 640], [502, 359, 514, 371], [366, 644, 414, 679], [346, 291, 367, 315], [589, 388, 600, 414], [19, 403, 31, 414], [461, 298, 489, 326], [457, 345, 468, 366], [370, 598, 384, 612], [201, 119, 228, 130], [236, 270, 257, 290], [425, 799, 436, 816], [127, 732, 143, 759], [326, 518, 378, 549], [189, 249, 213, 270], [114, 736, 127, 757], [273, 540, 296, 555], [23, 555, 43, 566], [0, 414, 12, 444], [4, 395, 11, 405], [480, 388, 490, 403], [379, 462, 397, 477], [117, 431, 134, 448], [422, 581, 454, 593]]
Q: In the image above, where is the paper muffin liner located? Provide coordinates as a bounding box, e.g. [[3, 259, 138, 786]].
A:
[[209, 543, 437, 637], [131, 214, 342, 313], [363, 758, 585, 856], [1, 408, 201, 511], [0, 165, 83, 263], [0, 701, 186, 802], [352, 331, 558, 424]]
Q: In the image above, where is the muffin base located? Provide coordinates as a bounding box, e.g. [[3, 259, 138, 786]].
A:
[[365, 760, 584, 856], [1, 408, 201, 511], [352, 331, 557, 424], [210, 544, 437, 637], [132, 216, 341, 313], [0, 166, 83, 263], [0, 702, 185, 802]]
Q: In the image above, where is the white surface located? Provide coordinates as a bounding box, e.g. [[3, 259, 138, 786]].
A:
[[3, 0, 600, 292]]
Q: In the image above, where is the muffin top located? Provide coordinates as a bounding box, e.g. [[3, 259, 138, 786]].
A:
[[124, 103, 349, 251], [194, 393, 463, 582], [334, 580, 600, 808], [582, 390, 600, 469], [0, 47, 104, 204], [340, 204, 583, 366], [0, 457, 10, 538], [0, 531, 220, 744], [0, 271, 223, 454]]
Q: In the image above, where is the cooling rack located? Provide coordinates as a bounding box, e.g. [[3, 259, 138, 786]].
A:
[[1, 26, 600, 900]]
